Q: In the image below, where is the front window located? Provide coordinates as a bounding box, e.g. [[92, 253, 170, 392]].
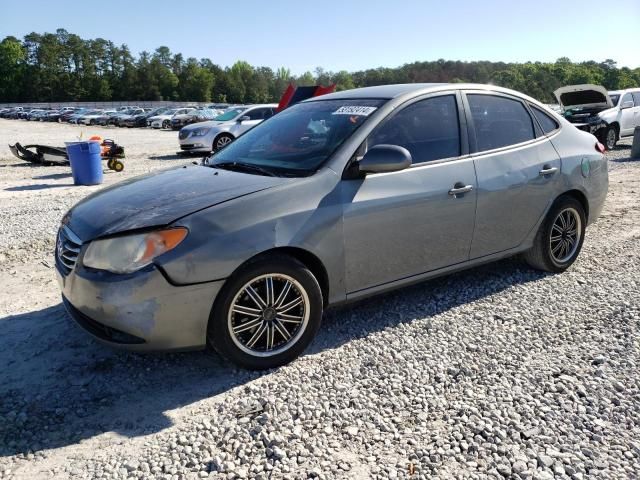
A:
[[367, 95, 461, 164], [214, 108, 248, 121], [209, 99, 386, 176]]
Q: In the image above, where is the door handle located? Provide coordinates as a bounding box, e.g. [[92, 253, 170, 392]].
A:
[[448, 184, 474, 196], [539, 166, 558, 176]]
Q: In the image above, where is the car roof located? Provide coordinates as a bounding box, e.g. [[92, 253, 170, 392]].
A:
[[244, 104, 278, 108], [308, 82, 550, 102]]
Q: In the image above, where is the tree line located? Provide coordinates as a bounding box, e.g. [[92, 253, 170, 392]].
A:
[[1, 29, 639, 105]]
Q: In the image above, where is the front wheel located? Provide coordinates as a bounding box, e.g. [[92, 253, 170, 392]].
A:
[[604, 126, 617, 150], [213, 133, 234, 151], [208, 255, 323, 370], [523, 196, 586, 273]]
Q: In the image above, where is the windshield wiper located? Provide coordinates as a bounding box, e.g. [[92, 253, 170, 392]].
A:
[[212, 161, 278, 177]]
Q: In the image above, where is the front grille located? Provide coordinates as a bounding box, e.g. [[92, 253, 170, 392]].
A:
[[56, 225, 82, 275], [178, 130, 189, 140]]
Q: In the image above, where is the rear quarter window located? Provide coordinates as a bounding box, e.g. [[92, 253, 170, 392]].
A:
[[530, 105, 560, 134]]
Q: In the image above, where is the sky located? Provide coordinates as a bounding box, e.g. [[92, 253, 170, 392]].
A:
[[1, 0, 639, 73]]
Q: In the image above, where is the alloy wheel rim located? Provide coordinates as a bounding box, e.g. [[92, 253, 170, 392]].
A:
[[217, 136, 232, 149], [228, 273, 310, 357], [606, 129, 616, 149], [549, 207, 581, 264]]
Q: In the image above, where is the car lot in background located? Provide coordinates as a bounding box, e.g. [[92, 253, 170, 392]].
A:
[[178, 104, 277, 152]]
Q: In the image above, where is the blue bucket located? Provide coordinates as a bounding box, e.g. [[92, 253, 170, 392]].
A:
[[65, 141, 103, 186]]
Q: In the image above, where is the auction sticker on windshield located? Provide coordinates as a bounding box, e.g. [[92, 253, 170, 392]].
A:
[[332, 106, 377, 116]]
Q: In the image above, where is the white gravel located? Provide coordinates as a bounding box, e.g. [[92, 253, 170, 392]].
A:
[[0, 119, 638, 480]]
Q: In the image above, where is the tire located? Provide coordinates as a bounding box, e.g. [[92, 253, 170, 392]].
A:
[[604, 126, 617, 150], [213, 133, 234, 151], [523, 195, 586, 273], [208, 255, 323, 370], [89, 119, 95, 126], [162, 120, 170, 129], [113, 160, 124, 172]]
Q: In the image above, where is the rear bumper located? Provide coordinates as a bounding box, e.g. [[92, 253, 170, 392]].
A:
[[57, 264, 224, 352]]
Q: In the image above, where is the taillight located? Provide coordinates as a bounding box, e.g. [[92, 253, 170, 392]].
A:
[[595, 141, 606, 154]]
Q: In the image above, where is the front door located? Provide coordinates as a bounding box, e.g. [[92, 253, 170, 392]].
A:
[[620, 92, 639, 137], [342, 94, 477, 293]]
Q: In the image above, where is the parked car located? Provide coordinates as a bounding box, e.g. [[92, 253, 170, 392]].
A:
[[43, 108, 73, 122], [56, 83, 608, 369], [148, 108, 194, 129], [91, 110, 119, 126], [79, 110, 107, 125], [59, 108, 85, 123], [178, 104, 278, 153], [121, 107, 170, 128], [554, 84, 640, 150], [171, 108, 221, 130], [113, 108, 147, 127], [27, 109, 50, 121], [66, 109, 92, 124]]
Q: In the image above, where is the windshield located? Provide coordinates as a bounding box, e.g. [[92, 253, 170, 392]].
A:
[[609, 94, 620, 106], [214, 108, 247, 121], [209, 99, 386, 176]]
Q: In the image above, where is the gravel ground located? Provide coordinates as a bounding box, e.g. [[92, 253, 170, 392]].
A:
[[0, 119, 638, 480]]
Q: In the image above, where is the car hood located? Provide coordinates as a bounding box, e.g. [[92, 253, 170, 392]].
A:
[[63, 166, 288, 242], [554, 84, 613, 110]]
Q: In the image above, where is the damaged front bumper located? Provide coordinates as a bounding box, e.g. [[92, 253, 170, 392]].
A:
[[569, 119, 608, 138], [57, 262, 224, 352]]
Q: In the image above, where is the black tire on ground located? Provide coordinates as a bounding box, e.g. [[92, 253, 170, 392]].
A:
[[523, 195, 586, 273], [113, 160, 124, 172], [162, 120, 170, 129], [89, 120, 95, 126], [604, 125, 617, 150], [208, 255, 323, 370], [213, 133, 234, 151]]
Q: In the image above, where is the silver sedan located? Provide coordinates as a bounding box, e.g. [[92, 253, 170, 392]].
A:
[[57, 83, 608, 369]]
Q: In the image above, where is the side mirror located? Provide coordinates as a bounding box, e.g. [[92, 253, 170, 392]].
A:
[[238, 115, 251, 123], [358, 145, 412, 175], [621, 101, 634, 110]]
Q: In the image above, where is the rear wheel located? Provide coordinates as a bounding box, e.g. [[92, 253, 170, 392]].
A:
[[208, 255, 323, 370], [162, 120, 170, 129], [523, 195, 586, 273]]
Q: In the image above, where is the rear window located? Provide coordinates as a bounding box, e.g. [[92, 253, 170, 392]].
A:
[[467, 94, 535, 152], [530, 105, 560, 134]]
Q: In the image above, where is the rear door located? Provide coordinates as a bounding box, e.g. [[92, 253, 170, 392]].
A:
[[463, 92, 562, 259]]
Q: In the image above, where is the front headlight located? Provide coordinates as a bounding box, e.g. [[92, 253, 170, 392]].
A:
[[191, 128, 210, 137], [83, 228, 188, 274]]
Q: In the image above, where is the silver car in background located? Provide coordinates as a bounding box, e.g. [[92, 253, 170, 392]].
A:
[[178, 104, 278, 153], [57, 83, 608, 369]]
